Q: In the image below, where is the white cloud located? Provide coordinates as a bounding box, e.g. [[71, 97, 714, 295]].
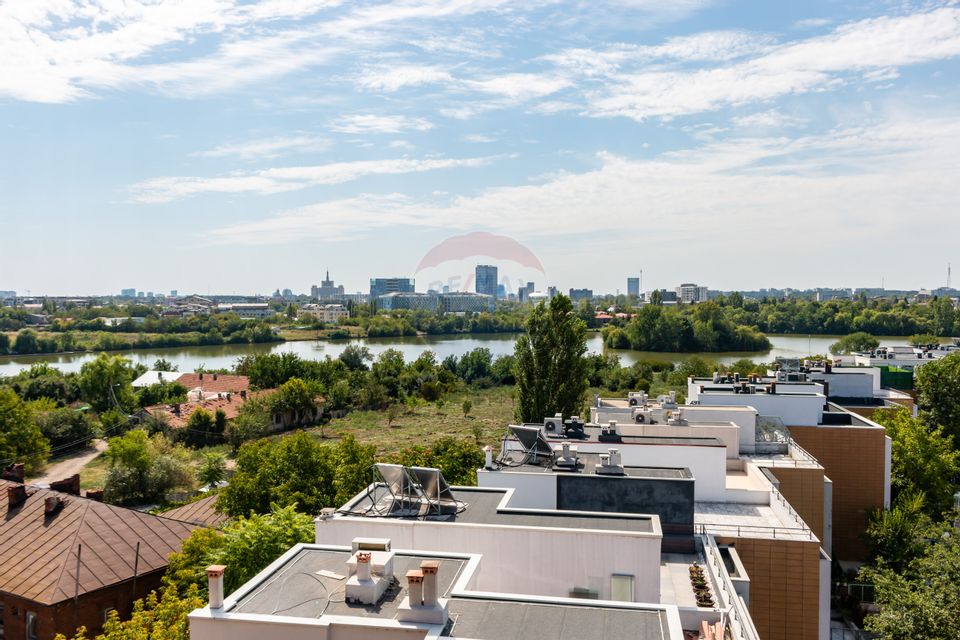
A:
[[205, 114, 960, 253], [463, 134, 497, 143], [357, 64, 453, 91], [330, 114, 435, 134], [560, 7, 960, 121], [129, 155, 498, 203], [465, 73, 571, 101], [792, 17, 833, 30], [195, 135, 331, 160], [730, 109, 806, 129]]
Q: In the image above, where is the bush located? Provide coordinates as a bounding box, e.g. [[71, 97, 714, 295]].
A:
[[36, 408, 97, 452]]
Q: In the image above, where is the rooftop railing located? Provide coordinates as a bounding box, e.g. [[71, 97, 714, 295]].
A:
[[701, 534, 762, 640]]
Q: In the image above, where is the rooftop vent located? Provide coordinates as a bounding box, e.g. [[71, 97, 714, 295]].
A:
[[346, 548, 395, 606], [44, 496, 65, 515], [596, 449, 625, 476], [553, 442, 579, 469]]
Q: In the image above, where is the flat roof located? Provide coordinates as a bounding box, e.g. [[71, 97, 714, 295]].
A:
[[341, 486, 658, 534], [524, 428, 726, 448], [229, 547, 674, 639], [496, 452, 694, 479]]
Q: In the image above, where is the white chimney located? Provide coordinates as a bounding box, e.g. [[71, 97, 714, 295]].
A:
[[599, 453, 609, 466], [484, 445, 494, 469], [608, 448, 621, 467], [407, 569, 424, 605], [420, 560, 440, 607], [356, 551, 371, 582], [562, 442, 571, 459], [206, 565, 226, 609]]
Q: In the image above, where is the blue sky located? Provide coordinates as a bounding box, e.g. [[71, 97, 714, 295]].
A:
[[2, 0, 960, 296]]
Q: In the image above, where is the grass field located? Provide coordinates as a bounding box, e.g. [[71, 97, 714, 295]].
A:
[[80, 453, 110, 490], [302, 386, 517, 457]]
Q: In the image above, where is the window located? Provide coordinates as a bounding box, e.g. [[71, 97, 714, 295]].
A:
[[25, 612, 36, 640], [610, 574, 635, 602]]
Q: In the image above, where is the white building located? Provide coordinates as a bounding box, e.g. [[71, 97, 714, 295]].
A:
[[675, 283, 709, 304], [300, 303, 350, 323], [217, 302, 272, 318]]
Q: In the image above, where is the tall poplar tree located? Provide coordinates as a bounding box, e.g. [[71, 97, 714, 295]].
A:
[[514, 294, 588, 423]]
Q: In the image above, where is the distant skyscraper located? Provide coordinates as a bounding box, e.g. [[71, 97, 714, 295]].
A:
[[497, 283, 506, 299], [627, 277, 640, 297], [170, 290, 178, 297], [475, 265, 498, 298], [370, 277, 415, 297], [120, 288, 136, 297]]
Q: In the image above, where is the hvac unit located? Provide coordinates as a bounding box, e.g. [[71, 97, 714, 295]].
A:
[[632, 408, 651, 424], [543, 413, 563, 432]]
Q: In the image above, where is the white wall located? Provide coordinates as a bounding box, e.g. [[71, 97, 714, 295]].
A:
[[476, 471, 556, 508], [682, 406, 758, 454], [808, 371, 875, 398], [819, 553, 831, 640], [315, 516, 662, 603], [686, 392, 825, 427]]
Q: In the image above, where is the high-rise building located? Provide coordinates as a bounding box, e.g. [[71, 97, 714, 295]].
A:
[[311, 270, 345, 299], [675, 283, 709, 304], [370, 278, 415, 297], [475, 265, 498, 298], [170, 290, 178, 297], [496, 283, 506, 299], [518, 281, 535, 303], [627, 277, 640, 297], [120, 288, 136, 297], [568, 288, 593, 302]]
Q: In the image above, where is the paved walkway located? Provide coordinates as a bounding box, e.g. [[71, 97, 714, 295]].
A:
[[29, 439, 107, 485]]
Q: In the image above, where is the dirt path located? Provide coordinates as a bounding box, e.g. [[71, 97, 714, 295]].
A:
[[29, 439, 108, 485]]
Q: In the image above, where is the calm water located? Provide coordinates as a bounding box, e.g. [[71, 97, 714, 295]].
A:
[[0, 333, 922, 377]]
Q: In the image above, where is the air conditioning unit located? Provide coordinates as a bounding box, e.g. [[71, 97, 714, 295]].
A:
[[632, 408, 651, 424], [544, 413, 563, 432]]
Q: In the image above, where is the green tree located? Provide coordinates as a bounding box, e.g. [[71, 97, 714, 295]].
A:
[[269, 377, 319, 428], [78, 353, 139, 412], [55, 583, 205, 640], [103, 430, 194, 504], [217, 433, 375, 517], [183, 408, 217, 448], [828, 331, 880, 355], [860, 519, 960, 639], [392, 437, 484, 485], [462, 399, 473, 417], [915, 351, 960, 442], [13, 329, 39, 354], [197, 452, 227, 486], [649, 289, 663, 305], [338, 344, 372, 371], [872, 406, 960, 515], [225, 397, 271, 451], [35, 408, 97, 452], [908, 333, 941, 347], [864, 491, 931, 571], [165, 504, 314, 597], [932, 296, 956, 337], [514, 294, 589, 423], [0, 388, 50, 473]]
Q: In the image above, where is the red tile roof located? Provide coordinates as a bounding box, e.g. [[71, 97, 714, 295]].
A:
[[175, 373, 249, 394], [0, 480, 196, 605]]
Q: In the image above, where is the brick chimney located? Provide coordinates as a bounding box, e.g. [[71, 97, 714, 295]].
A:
[[2, 463, 25, 483], [206, 565, 226, 609], [397, 560, 448, 625], [356, 552, 372, 582], [7, 485, 27, 509], [85, 489, 105, 502], [50, 474, 81, 496]]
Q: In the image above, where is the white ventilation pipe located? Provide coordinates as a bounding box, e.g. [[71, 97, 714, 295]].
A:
[[356, 552, 371, 582]]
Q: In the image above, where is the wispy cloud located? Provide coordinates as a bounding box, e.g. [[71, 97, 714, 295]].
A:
[[356, 64, 453, 91], [194, 135, 331, 160], [205, 114, 960, 252], [550, 7, 960, 121], [129, 155, 499, 203], [330, 114, 435, 134]]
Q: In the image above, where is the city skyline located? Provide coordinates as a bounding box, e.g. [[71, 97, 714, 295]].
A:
[[3, 1, 960, 295]]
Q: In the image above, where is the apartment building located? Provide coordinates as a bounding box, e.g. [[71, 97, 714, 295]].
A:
[[370, 278, 415, 297], [676, 283, 709, 304], [300, 303, 350, 323]]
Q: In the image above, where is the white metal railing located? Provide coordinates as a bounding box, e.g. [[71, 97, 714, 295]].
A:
[[696, 522, 814, 541], [702, 534, 762, 640]]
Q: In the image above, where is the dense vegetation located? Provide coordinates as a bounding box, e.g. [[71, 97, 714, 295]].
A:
[[602, 301, 771, 352]]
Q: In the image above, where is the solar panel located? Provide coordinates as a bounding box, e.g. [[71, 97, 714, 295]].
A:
[[510, 425, 553, 457], [374, 463, 410, 495], [408, 466, 457, 505]]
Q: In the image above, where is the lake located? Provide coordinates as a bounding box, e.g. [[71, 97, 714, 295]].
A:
[[0, 333, 921, 377]]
